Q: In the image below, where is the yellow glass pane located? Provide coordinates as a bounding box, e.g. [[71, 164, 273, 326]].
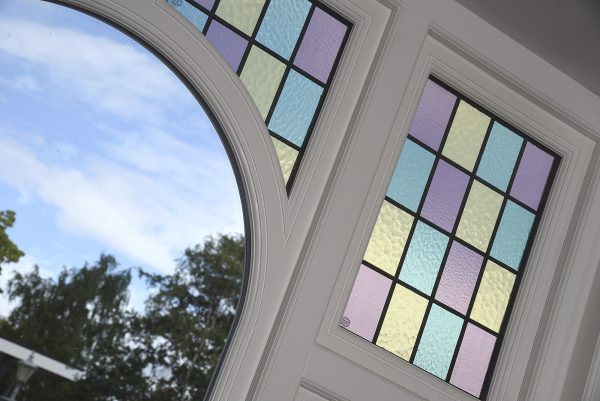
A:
[[271, 136, 298, 184], [377, 285, 428, 360], [364, 201, 414, 275], [470, 261, 515, 332], [456, 181, 503, 252], [240, 46, 286, 119], [442, 101, 491, 171], [215, 0, 266, 36]]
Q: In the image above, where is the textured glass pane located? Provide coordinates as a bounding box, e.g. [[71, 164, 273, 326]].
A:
[[342, 265, 392, 341], [413, 304, 463, 379], [376, 285, 428, 360], [194, 0, 215, 11], [387, 139, 435, 212], [215, 0, 266, 36], [293, 7, 347, 83], [206, 21, 248, 71], [240, 46, 286, 119], [268, 70, 323, 147], [470, 261, 515, 332], [168, 0, 208, 31], [442, 101, 491, 171], [271, 137, 298, 184], [364, 201, 414, 275], [476, 122, 523, 191], [490, 201, 534, 270], [409, 79, 457, 151], [450, 324, 496, 397], [399, 222, 449, 295], [255, 0, 311, 59], [456, 181, 503, 252], [421, 160, 470, 232], [510, 142, 554, 210], [435, 241, 484, 314]]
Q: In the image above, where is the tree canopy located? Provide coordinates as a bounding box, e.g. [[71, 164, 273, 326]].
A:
[[0, 210, 24, 272]]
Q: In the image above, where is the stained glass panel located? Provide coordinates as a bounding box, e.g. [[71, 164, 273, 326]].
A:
[[167, 0, 351, 191], [341, 76, 559, 399]]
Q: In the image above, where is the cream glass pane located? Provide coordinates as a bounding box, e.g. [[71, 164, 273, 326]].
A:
[[456, 181, 503, 251], [270, 136, 298, 184], [470, 261, 516, 332], [215, 0, 266, 36]]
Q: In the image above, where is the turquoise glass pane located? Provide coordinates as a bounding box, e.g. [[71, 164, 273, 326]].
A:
[[413, 304, 463, 379], [255, 0, 311, 59], [476, 122, 523, 191], [387, 140, 435, 212], [168, 0, 208, 32], [399, 222, 449, 294], [490, 201, 534, 270], [268, 70, 323, 147]]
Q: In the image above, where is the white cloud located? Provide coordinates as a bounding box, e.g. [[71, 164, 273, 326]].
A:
[[0, 18, 187, 124]]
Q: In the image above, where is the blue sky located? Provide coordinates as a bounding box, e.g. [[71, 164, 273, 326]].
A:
[[0, 0, 244, 312]]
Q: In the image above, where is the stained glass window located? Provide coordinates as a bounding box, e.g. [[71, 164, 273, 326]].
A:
[[167, 0, 351, 191], [341, 77, 559, 399]]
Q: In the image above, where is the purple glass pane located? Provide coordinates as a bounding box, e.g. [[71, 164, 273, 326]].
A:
[[421, 160, 470, 232], [206, 21, 248, 71], [434, 242, 483, 314], [450, 324, 496, 397], [293, 7, 347, 83], [194, 0, 215, 11], [510, 142, 554, 211], [342, 264, 391, 341], [409, 80, 457, 151]]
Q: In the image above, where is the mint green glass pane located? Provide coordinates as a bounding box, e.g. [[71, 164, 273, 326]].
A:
[[255, 0, 311, 59], [490, 201, 535, 270], [476, 122, 523, 191], [399, 222, 449, 295], [387, 140, 435, 212], [413, 304, 463, 379], [167, 0, 208, 32]]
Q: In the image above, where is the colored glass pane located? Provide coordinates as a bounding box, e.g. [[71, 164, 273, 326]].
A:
[[215, 0, 266, 36], [294, 7, 347, 83], [490, 201, 535, 270], [376, 285, 428, 360], [476, 122, 523, 191], [255, 0, 311, 59], [194, 0, 215, 11], [268, 70, 323, 147], [271, 137, 298, 184], [510, 142, 554, 210], [168, 0, 208, 31], [205, 21, 248, 70], [470, 261, 515, 332], [387, 139, 435, 212], [409, 80, 457, 151], [240, 46, 286, 119], [413, 304, 463, 379], [456, 181, 503, 252], [442, 100, 490, 171], [363, 201, 413, 275], [399, 222, 449, 295]]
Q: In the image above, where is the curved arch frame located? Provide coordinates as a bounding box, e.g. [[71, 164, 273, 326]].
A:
[[45, 0, 288, 400]]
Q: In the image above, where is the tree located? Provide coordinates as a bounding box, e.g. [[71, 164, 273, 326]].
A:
[[0, 210, 24, 271], [139, 234, 245, 401]]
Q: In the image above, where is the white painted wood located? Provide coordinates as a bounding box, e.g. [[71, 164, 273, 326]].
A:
[[45, 1, 600, 401], [583, 331, 600, 401]]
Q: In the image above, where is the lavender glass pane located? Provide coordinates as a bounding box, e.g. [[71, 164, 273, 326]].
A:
[[194, 0, 215, 11], [435, 242, 484, 314], [510, 142, 554, 210], [421, 160, 470, 232], [342, 264, 391, 341], [409, 80, 457, 151], [450, 324, 496, 397], [293, 7, 347, 83], [206, 21, 248, 71]]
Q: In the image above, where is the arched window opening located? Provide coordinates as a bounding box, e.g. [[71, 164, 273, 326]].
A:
[[0, 1, 247, 400]]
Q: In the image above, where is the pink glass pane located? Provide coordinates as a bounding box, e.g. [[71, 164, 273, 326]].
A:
[[434, 242, 483, 314], [194, 0, 215, 10], [510, 142, 554, 210], [293, 7, 347, 83], [450, 324, 496, 397], [342, 265, 391, 341], [421, 160, 470, 232], [206, 21, 248, 71], [409, 80, 457, 151]]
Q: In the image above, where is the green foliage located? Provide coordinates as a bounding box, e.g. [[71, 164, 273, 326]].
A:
[[0, 210, 24, 269], [0, 234, 245, 401]]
